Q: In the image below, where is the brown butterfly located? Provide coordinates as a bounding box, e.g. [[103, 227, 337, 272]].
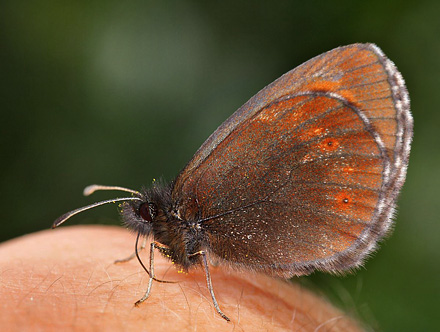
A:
[[53, 43, 413, 321]]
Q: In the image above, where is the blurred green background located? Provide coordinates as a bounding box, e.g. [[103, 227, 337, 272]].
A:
[[1, 1, 438, 330]]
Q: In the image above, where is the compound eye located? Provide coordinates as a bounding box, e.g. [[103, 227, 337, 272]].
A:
[[139, 203, 153, 222]]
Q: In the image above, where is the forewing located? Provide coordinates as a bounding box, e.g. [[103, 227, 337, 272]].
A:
[[172, 44, 412, 276]]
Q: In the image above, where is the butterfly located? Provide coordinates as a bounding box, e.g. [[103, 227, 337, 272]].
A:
[[53, 43, 413, 321]]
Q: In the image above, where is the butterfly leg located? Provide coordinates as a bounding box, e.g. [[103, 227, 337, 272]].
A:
[[135, 241, 156, 306], [114, 236, 147, 264], [188, 250, 230, 321], [135, 241, 176, 306]]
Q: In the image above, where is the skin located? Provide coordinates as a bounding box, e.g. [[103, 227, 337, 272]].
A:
[[0, 225, 364, 331]]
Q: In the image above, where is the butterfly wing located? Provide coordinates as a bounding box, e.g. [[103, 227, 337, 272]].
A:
[[172, 44, 413, 276]]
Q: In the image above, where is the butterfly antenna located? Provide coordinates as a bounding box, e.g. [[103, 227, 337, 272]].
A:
[[83, 184, 140, 196], [52, 184, 142, 228]]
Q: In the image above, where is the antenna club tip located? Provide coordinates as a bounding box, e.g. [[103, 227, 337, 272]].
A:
[[83, 185, 97, 196], [52, 215, 66, 228]]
